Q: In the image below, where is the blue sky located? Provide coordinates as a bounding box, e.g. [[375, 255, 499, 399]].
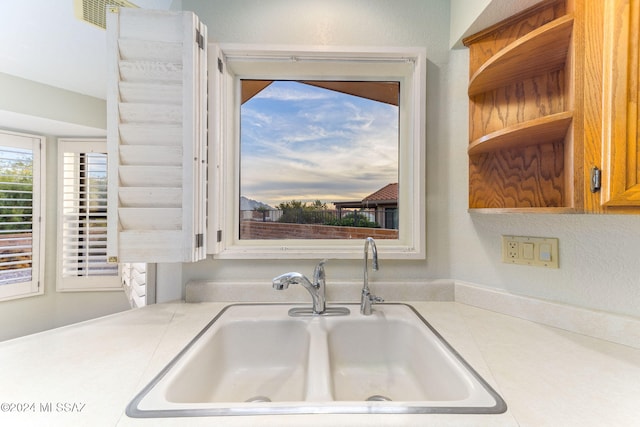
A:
[[240, 81, 398, 208]]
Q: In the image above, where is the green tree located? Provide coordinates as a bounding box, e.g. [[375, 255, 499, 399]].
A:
[[277, 199, 328, 224], [0, 157, 33, 231], [0, 156, 34, 272]]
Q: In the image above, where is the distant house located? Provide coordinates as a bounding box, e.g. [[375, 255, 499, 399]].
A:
[[333, 183, 398, 229]]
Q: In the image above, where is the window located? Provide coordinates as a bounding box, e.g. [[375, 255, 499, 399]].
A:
[[0, 130, 44, 301], [57, 139, 120, 291], [209, 45, 426, 259], [239, 80, 399, 240]]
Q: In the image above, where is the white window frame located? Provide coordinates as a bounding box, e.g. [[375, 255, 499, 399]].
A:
[[208, 44, 426, 259], [57, 138, 121, 292], [0, 130, 45, 301]]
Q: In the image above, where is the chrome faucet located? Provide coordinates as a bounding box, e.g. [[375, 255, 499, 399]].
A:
[[361, 237, 383, 315], [272, 260, 327, 314]]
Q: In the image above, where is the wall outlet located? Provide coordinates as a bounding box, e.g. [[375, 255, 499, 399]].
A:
[[506, 241, 518, 258], [501, 236, 559, 268]]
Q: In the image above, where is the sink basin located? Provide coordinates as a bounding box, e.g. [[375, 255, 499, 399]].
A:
[[127, 303, 506, 418], [328, 319, 470, 402], [165, 319, 309, 403]]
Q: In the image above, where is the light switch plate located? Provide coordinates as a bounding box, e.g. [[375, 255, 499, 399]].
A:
[[501, 236, 559, 268]]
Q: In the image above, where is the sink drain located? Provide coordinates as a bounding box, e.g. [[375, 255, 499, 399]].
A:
[[245, 396, 271, 403], [366, 395, 392, 402]]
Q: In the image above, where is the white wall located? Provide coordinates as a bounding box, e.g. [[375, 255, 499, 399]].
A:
[[446, 49, 640, 319], [170, 0, 640, 320], [174, 0, 453, 295], [12, 0, 633, 342], [449, 0, 544, 48], [449, 0, 491, 48], [0, 73, 106, 130], [446, 0, 640, 319], [0, 77, 130, 342]]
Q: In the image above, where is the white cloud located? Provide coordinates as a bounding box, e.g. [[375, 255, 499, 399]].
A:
[[252, 84, 333, 102], [241, 81, 398, 207]]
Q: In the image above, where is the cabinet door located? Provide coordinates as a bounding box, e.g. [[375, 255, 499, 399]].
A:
[[106, 8, 208, 262], [601, 0, 640, 209]]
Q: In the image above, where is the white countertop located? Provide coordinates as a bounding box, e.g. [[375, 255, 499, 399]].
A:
[[0, 301, 638, 427]]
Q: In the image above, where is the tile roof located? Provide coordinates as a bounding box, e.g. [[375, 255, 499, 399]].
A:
[[363, 183, 398, 202]]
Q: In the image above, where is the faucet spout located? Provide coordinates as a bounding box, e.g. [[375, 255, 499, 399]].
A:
[[361, 237, 383, 315], [363, 237, 378, 292], [272, 260, 327, 314], [272, 272, 308, 290]]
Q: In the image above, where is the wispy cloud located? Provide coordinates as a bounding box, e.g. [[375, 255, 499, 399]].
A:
[[241, 81, 398, 207], [252, 84, 334, 102]]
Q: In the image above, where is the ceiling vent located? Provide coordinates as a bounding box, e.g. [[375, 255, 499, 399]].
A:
[[73, 0, 139, 30]]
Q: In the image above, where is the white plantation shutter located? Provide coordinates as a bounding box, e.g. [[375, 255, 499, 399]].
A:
[[121, 262, 149, 307], [0, 131, 44, 301], [106, 8, 208, 263], [57, 139, 120, 291]]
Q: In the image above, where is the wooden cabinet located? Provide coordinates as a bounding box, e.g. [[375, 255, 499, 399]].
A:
[[600, 0, 640, 211], [464, 0, 580, 212], [464, 0, 640, 214]]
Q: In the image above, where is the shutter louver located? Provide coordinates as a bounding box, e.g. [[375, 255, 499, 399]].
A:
[[57, 139, 121, 291], [106, 8, 207, 263], [122, 262, 146, 307], [60, 150, 117, 278]]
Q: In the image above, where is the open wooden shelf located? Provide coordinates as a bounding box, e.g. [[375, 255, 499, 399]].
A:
[[468, 111, 573, 156], [468, 139, 567, 209], [468, 14, 574, 96], [469, 207, 578, 214], [464, 0, 578, 212], [465, 0, 637, 214]]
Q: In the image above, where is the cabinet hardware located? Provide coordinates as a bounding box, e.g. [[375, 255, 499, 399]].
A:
[[590, 166, 601, 193]]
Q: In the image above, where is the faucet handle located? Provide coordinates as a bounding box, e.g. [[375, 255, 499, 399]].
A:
[[313, 259, 328, 283], [370, 295, 384, 304]]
